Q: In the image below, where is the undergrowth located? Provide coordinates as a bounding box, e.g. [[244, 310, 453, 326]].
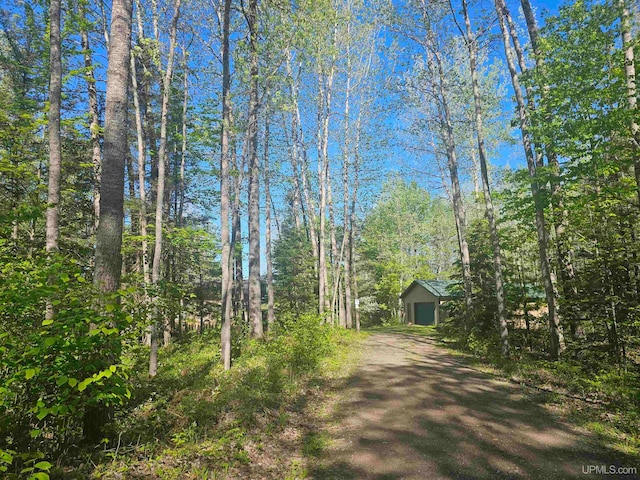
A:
[[52, 314, 364, 479]]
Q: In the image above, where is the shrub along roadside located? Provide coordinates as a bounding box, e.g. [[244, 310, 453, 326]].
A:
[[0, 250, 145, 480], [84, 314, 363, 479]]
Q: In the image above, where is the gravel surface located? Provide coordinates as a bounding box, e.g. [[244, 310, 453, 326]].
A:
[[311, 332, 639, 480]]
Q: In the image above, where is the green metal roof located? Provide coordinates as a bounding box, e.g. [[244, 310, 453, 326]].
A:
[[400, 279, 460, 299], [401, 279, 545, 301]]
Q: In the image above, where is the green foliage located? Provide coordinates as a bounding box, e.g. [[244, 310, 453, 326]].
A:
[[359, 175, 456, 323], [91, 315, 360, 478], [268, 313, 335, 377], [273, 222, 318, 314], [0, 247, 143, 476]]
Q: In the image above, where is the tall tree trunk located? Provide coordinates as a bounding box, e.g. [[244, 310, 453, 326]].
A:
[[131, 51, 151, 344], [351, 112, 363, 332], [328, 177, 340, 325], [89, 0, 132, 442], [126, 153, 137, 224], [427, 29, 473, 327], [619, 0, 640, 204], [264, 107, 275, 331], [149, 0, 181, 377], [220, 0, 233, 369], [317, 73, 328, 317], [285, 52, 304, 229], [179, 49, 188, 228], [143, 83, 159, 209], [246, 0, 263, 338], [232, 119, 246, 323], [297, 103, 318, 261], [495, 0, 565, 359], [520, 0, 577, 331], [317, 55, 335, 318], [288, 57, 318, 259], [462, 0, 509, 355], [342, 53, 352, 328], [45, 0, 62, 323], [81, 22, 102, 232]]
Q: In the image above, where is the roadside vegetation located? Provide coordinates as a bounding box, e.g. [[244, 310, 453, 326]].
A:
[[5, 316, 364, 479]]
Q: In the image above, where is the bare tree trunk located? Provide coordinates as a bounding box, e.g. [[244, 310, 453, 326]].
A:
[[246, 0, 263, 338], [179, 49, 188, 228], [149, 0, 181, 377], [470, 147, 480, 197], [288, 59, 319, 260], [131, 51, 151, 344], [298, 108, 318, 261], [151, 0, 159, 42], [328, 177, 340, 325], [94, 0, 131, 293], [427, 29, 473, 327], [45, 0, 62, 323], [619, 0, 640, 204], [264, 107, 275, 331], [144, 84, 159, 209], [232, 120, 246, 323], [219, 0, 233, 369], [495, 0, 564, 359], [317, 54, 335, 318], [351, 112, 363, 332], [317, 73, 328, 317], [285, 52, 304, 229], [81, 22, 102, 232], [462, 0, 509, 355], [126, 153, 136, 221], [89, 0, 132, 442], [341, 16, 352, 328], [520, 0, 577, 330]]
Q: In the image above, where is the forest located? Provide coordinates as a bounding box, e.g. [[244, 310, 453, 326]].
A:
[[1, 0, 639, 477]]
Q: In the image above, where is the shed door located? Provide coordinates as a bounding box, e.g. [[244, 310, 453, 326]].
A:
[[415, 302, 435, 326]]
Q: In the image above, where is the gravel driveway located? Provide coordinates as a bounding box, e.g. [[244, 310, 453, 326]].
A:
[[311, 332, 639, 480]]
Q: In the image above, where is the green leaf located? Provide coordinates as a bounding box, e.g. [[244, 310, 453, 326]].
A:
[[25, 369, 36, 380], [55, 375, 68, 386], [35, 408, 49, 421], [67, 378, 78, 387], [29, 429, 41, 438], [78, 378, 92, 392], [0, 450, 13, 464], [29, 473, 49, 480], [41, 319, 53, 326], [34, 461, 52, 471]]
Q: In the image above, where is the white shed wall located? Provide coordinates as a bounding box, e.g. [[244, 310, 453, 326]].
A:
[[402, 286, 443, 325]]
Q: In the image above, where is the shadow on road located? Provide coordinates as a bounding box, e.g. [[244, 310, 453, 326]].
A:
[[309, 334, 639, 480]]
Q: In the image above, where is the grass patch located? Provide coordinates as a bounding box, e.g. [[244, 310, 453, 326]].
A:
[[302, 432, 330, 458], [65, 318, 367, 479]]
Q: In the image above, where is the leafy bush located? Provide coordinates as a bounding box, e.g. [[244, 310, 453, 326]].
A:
[[268, 313, 334, 376], [0, 248, 142, 476], [207, 313, 333, 427]]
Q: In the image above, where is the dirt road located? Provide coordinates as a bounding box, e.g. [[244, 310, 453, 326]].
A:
[[310, 332, 638, 480]]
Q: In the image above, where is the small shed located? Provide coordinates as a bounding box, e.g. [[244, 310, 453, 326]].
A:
[[400, 280, 459, 326]]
